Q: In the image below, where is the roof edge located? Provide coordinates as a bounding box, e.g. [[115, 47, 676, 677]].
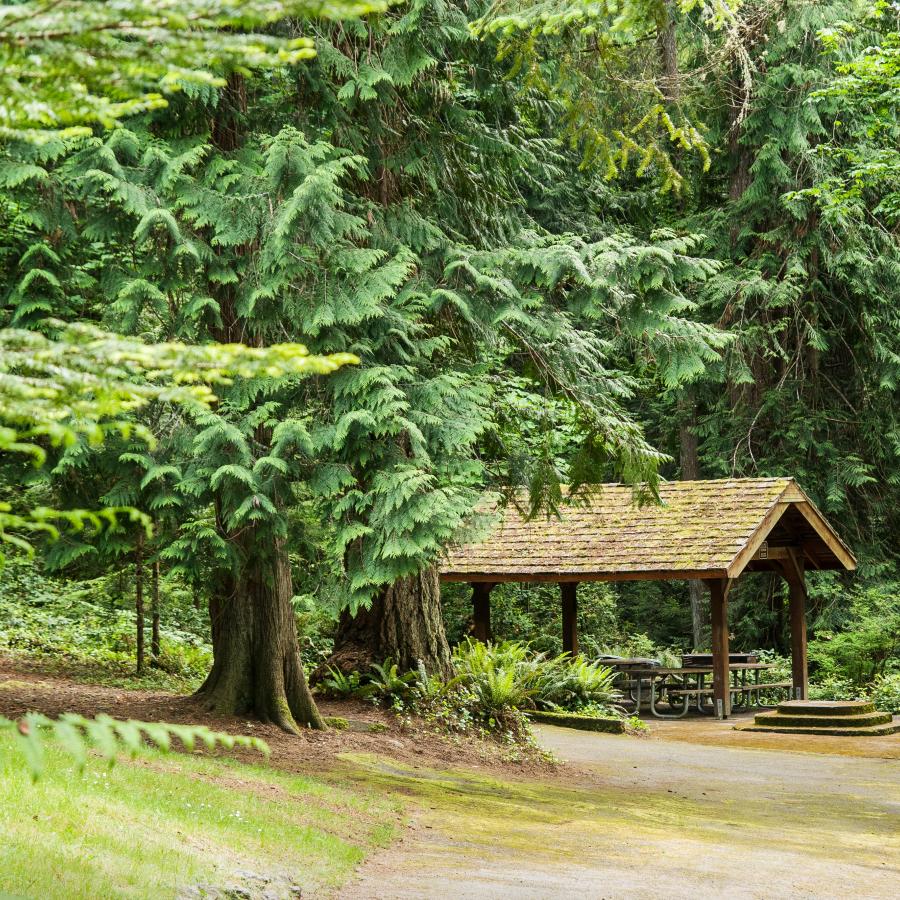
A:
[[440, 568, 730, 584], [725, 479, 857, 578]]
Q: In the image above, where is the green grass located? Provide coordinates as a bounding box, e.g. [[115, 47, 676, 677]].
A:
[[0, 736, 402, 899]]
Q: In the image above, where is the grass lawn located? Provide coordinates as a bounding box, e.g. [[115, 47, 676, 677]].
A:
[[0, 734, 401, 899]]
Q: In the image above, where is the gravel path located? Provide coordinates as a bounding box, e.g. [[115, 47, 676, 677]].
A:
[[342, 720, 900, 899]]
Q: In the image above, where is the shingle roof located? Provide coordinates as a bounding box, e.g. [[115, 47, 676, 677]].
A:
[[440, 478, 855, 582]]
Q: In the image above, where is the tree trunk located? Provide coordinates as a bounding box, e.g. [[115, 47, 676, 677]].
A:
[[679, 392, 705, 649], [196, 537, 324, 732], [660, 2, 703, 653], [151, 558, 161, 663], [323, 566, 452, 680], [135, 532, 145, 675], [656, 1, 680, 103], [211, 71, 248, 153]]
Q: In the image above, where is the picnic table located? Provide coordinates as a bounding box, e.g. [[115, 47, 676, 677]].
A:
[[615, 662, 791, 719]]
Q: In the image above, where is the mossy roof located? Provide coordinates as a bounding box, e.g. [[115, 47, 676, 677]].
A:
[[440, 478, 856, 582]]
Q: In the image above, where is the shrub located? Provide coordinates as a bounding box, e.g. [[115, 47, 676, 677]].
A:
[[364, 660, 417, 703], [534, 657, 620, 713], [808, 675, 862, 702], [292, 593, 338, 669], [0, 556, 211, 690], [869, 673, 900, 714], [452, 640, 541, 711], [318, 642, 628, 744], [808, 583, 900, 684], [318, 659, 415, 705]]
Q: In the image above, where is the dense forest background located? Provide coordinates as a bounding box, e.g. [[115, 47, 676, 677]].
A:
[[1, 0, 898, 723]]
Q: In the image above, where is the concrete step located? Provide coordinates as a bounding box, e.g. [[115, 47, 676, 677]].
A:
[[754, 710, 893, 728], [776, 699, 875, 716], [738, 717, 899, 737]]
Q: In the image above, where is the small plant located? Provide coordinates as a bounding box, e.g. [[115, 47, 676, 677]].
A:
[[364, 659, 416, 701], [624, 715, 649, 734], [320, 667, 363, 698]]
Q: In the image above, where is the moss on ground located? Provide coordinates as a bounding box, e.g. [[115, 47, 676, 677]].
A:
[[333, 751, 899, 873]]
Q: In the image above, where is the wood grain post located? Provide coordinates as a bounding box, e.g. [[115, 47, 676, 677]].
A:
[[709, 578, 731, 719], [561, 582, 579, 656], [784, 551, 809, 700], [471, 582, 494, 643]]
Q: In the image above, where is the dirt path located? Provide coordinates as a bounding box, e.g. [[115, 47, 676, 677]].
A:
[[342, 720, 900, 899]]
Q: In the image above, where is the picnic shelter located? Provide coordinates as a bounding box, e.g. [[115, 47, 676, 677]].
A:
[[440, 478, 857, 718]]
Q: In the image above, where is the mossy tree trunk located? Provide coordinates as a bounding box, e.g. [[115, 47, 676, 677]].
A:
[[324, 566, 453, 680], [196, 536, 324, 732]]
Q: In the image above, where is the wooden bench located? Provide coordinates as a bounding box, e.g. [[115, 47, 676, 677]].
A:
[[667, 681, 790, 697], [665, 681, 792, 714], [733, 681, 791, 692], [667, 687, 713, 697]]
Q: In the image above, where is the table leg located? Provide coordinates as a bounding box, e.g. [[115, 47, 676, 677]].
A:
[[648, 676, 690, 719]]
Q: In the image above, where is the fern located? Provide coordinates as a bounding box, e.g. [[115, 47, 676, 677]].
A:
[[0, 712, 268, 781]]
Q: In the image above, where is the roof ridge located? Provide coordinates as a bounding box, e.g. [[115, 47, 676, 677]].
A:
[[554, 477, 792, 491]]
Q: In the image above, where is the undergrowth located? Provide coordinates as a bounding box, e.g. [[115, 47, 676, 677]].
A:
[[0, 557, 211, 691]]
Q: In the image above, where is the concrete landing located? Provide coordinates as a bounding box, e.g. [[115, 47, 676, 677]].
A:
[[738, 699, 899, 736]]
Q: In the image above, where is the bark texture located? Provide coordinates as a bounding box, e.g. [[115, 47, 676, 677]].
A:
[[656, 1, 681, 103], [196, 537, 324, 732], [323, 566, 453, 680], [151, 558, 161, 663], [135, 532, 145, 675], [678, 393, 706, 648]]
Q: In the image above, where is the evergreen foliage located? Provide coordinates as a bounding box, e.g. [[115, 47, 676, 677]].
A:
[[0, 0, 380, 140], [1, 0, 898, 726]]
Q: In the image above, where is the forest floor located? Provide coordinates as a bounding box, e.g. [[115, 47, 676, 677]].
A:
[[2, 657, 899, 899]]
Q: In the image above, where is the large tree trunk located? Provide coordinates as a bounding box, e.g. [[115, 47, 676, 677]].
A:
[[323, 566, 452, 680], [196, 537, 324, 732]]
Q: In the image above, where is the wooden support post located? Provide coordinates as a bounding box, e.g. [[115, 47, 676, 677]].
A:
[[782, 549, 809, 701], [561, 582, 579, 657], [709, 578, 731, 719], [471, 582, 494, 643]]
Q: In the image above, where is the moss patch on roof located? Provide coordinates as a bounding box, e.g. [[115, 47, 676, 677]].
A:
[[441, 478, 795, 579]]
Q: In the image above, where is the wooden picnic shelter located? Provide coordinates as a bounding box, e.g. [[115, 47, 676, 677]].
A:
[[440, 478, 856, 718]]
